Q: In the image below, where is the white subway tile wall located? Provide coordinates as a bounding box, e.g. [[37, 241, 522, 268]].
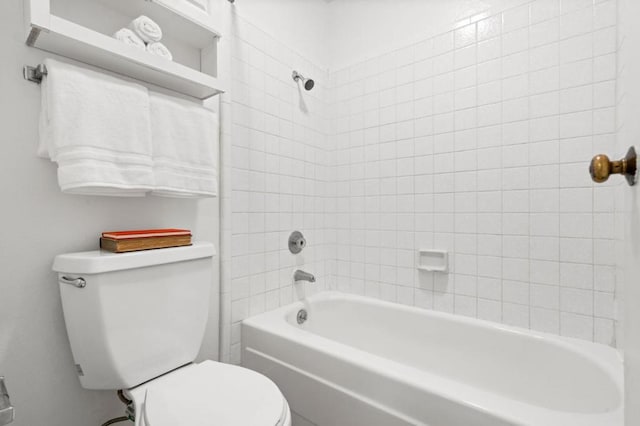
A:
[[328, 0, 618, 345], [219, 17, 332, 363], [220, 0, 619, 363]]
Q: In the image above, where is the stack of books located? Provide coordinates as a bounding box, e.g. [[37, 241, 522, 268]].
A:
[[100, 229, 192, 253]]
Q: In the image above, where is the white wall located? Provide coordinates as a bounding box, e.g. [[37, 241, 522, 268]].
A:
[[327, 0, 524, 70], [328, 0, 619, 344], [219, 0, 620, 362], [218, 9, 333, 363], [228, 0, 330, 68], [219, 1, 621, 371], [0, 1, 220, 425]]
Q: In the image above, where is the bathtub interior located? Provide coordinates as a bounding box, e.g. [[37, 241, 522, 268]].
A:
[[284, 294, 621, 414]]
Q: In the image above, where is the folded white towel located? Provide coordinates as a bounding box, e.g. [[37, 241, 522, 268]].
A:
[[149, 92, 218, 198], [146, 42, 173, 61], [38, 59, 154, 196], [129, 15, 162, 43], [113, 28, 146, 50]]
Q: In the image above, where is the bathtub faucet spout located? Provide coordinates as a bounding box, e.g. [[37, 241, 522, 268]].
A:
[[294, 270, 316, 283]]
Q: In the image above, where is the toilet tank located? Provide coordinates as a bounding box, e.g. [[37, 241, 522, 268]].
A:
[[53, 242, 215, 390]]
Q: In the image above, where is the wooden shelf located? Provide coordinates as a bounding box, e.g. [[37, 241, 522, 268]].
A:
[[25, 0, 224, 99]]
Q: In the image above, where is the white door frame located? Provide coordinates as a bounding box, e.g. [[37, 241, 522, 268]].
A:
[[618, 0, 640, 424]]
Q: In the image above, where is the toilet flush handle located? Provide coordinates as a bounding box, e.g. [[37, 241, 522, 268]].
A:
[[59, 276, 86, 289]]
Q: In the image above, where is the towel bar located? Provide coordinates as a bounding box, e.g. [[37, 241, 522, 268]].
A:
[[23, 64, 47, 84]]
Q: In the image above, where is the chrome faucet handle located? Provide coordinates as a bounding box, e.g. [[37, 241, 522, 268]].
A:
[[0, 377, 15, 425], [288, 231, 306, 254]]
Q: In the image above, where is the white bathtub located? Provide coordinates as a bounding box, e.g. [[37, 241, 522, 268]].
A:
[[242, 292, 623, 426]]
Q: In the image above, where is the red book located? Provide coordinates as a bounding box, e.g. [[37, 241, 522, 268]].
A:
[[101, 229, 191, 240]]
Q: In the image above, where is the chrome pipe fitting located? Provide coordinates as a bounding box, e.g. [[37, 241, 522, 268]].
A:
[[294, 270, 315, 283]]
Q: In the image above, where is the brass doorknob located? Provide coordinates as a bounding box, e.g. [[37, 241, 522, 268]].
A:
[[589, 146, 637, 186]]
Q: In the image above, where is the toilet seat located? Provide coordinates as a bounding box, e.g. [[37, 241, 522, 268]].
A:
[[126, 360, 290, 426]]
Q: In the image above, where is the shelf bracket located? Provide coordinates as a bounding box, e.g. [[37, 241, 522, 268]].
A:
[[26, 27, 41, 47], [23, 64, 47, 84]]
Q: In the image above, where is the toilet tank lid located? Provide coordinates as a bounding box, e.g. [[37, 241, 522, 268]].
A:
[[52, 242, 215, 274]]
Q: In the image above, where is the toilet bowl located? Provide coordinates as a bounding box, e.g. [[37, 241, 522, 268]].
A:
[[53, 242, 290, 425], [127, 361, 291, 426]]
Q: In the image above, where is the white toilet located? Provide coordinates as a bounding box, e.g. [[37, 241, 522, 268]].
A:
[[53, 242, 291, 426]]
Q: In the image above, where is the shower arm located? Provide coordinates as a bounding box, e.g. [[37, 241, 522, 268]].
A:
[[292, 70, 315, 91]]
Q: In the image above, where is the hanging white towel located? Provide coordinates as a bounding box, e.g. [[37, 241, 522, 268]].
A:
[[113, 28, 146, 51], [129, 15, 163, 43], [38, 59, 154, 196], [149, 92, 218, 198], [146, 42, 173, 61]]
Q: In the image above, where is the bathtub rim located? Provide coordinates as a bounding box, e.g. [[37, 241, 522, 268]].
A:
[[242, 291, 623, 426]]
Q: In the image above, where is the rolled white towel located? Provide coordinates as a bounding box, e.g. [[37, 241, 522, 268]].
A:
[[147, 42, 173, 61], [129, 15, 162, 43], [113, 28, 145, 50]]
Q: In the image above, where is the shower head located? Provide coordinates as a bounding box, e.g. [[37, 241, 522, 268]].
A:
[[304, 78, 315, 90], [292, 70, 314, 91]]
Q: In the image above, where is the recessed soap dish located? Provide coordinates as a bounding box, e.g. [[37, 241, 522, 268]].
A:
[[417, 250, 448, 273]]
